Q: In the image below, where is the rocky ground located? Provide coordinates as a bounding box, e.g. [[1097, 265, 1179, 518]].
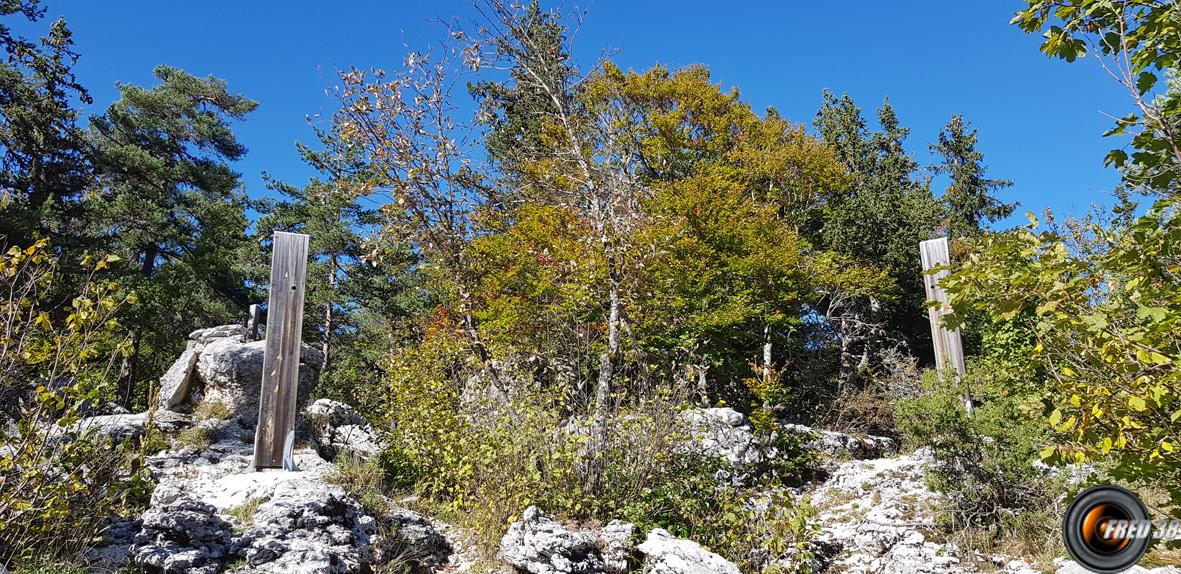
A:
[[62, 326, 1181, 574]]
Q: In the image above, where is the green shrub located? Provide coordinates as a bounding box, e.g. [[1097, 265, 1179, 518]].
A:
[[896, 362, 1060, 548], [381, 331, 817, 569]]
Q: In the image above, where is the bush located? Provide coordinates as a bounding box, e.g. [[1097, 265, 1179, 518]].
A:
[[0, 242, 151, 565], [896, 362, 1061, 553], [381, 331, 817, 570]]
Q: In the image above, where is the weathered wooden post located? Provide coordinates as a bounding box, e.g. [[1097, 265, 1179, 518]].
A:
[[253, 231, 310, 470], [919, 237, 971, 414]]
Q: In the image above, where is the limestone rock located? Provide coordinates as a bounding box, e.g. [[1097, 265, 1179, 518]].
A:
[[190, 324, 248, 344], [130, 494, 234, 574], [780, 423, 898, 460], [235, 477, 376, 573], [598, 520, 636, 574], [304, 399, 386, 461], [55, 409, 191, 443], [159, 348, 200, 409], [635, 528, 740, 574], [499, 506, 606, 574], [195, 339, 323, 426], [680, 408, 764, 467], [157, 324, 246, 410]]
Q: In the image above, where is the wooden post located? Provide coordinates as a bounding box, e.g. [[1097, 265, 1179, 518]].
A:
[[920, 237, 971, 414], [253, 232, 310, 470]]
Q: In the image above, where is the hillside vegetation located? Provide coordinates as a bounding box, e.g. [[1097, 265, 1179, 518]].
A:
[[0, 0, 1177, 572]]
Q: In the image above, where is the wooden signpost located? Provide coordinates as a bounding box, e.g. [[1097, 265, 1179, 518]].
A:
[[253, 231, 310, 470], [919, 237, 971, 414]]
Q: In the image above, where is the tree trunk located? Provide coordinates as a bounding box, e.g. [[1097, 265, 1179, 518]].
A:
[[762, 322, 773, 382], [322, 255, 337, 368], [141, 245, 159, 277], [457, 285, 503, 397], [588, 256, 620, 492], [838, 317, 858, 393]]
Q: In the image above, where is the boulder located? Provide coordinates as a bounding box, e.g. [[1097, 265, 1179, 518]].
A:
[[679, 408, 764, 467], [499, 506, 606, 574], [190, 324, 248, 344], [53, 409, 191, 443], [304, 399, 386, 461], [383, 507, 454, 571], [235, 477, 377, 573], [84, 515, 142, 572], [120, 436, 452, 574], [159, 348, 200, 410], [598, 520, 636, 574], [159, 325, 247, 410], [636, 528, 740, 574], [195, 339, 323, 426], [130, 494, 234, 574]]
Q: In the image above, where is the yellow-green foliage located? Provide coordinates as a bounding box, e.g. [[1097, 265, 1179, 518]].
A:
[[193, 397, 233, 421], [942, 200, 1181, 513], [0, 242, 151, 564], [382, 330, 815, 569], [174, 426, 215, 450]]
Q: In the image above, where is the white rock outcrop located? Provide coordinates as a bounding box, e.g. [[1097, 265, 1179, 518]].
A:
[[499, 506, 606, 574], [304, 399, 386, 461], [195, 338, 323, 425], [158, 324, 246, 410], [635, 528, 741, 574]]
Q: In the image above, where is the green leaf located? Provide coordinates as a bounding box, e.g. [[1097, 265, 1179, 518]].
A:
[[1136, 72, 1157, 95]]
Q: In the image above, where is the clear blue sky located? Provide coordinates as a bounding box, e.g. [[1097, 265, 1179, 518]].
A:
[[26, 1, 1130, 228]]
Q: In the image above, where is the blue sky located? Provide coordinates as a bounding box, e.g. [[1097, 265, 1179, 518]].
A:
[[25, 1, 1130, 227]]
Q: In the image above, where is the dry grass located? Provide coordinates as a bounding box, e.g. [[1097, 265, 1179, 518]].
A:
[[192, 398, 233, 421]]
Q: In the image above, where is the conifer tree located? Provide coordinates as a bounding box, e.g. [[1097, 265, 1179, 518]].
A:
[[88, 65, 258, 405], [931, 115, 1015, 239]]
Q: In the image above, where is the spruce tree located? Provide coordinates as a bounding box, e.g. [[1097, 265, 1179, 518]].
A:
[[931, 115, 1015, 239]]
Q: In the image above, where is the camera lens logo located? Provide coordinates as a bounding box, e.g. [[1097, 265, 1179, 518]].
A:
[[1063, 485, 1151, 573]]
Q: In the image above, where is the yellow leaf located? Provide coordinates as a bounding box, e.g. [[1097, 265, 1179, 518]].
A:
[[1162, 441, 1174, 452], [1129, 396, 1148, 412], [1061, 367, 1077, 377]]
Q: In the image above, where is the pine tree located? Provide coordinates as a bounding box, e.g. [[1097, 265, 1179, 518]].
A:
[[88, 65, 258, 405], [0, 1, 93, 250], [251, 128, 421, 373]]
